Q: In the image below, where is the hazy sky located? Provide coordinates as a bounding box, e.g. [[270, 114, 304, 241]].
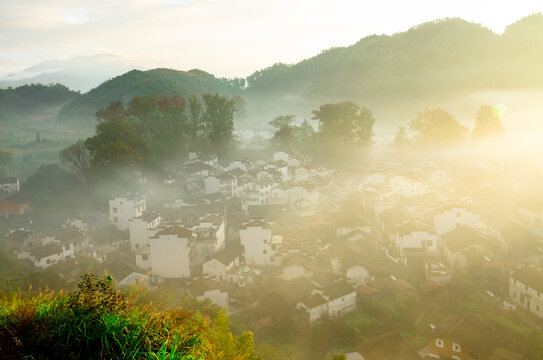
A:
[[1, 0, 543, 78]]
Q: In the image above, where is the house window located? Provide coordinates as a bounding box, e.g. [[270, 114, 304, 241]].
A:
[[113, 207, 117, 213], [456, 212, 461, 217], [46, 259, 51, 264], [453, 342, 461, 352], [435, 339, 444, 348], [263, 250, 267, 254], [142, 255, 148, 261], [113, 217, 118, 223], [426, 241, 433, 247]]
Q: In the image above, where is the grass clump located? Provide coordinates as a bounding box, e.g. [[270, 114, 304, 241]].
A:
[[0, 274, 256, 360]]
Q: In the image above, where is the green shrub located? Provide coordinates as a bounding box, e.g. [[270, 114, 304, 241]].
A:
[[0, 274, 256, 360]]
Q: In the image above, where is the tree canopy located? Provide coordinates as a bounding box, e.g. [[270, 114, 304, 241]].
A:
[[409, 108, 467, 146], [312, 101, 374, 146], [471, 105, 505, 138]]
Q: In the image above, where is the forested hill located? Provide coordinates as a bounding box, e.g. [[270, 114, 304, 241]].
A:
[[56, 15, 543, 125], [57, 68, 244, 122], [0, 83, 80, 119], [245, 15, 543, 100]]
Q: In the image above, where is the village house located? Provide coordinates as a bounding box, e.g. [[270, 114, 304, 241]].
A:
[[357, 333, 423, 360], [202, 246, 241, 281], [428, 313, 524, 360], [0, 199, 29, 216], [128, 212, 161, 250], [190, 214, 227, 265], [434, 204, 480, 236], [509, 267, 543, 319], [55, 229, 90, 257], [390, 174, 431, 198], [0, 177, 20, 194], [105, 260, 151, 288], [20, 243, 65, 269], [323, 280, 357, 319], [150, 225, 195, 278], [109, 193, 146, 231], [240, 220, 280, 266], [279, 254, 315, 281], [441, 226, 491, 268], [186, 278, 229, 310], [395, 221, 438, 260]]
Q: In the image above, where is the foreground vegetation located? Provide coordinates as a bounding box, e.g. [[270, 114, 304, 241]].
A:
[[0, 274, 257, 360]]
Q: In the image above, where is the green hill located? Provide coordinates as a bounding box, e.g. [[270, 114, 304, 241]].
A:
[[0, 83, 80, 120], [245, 16, 543, 100], [56, 15, 543, 126], [57, 68, 243, 123]]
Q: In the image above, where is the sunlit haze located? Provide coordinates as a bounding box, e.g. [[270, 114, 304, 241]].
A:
[[1, 0, 543, 77]]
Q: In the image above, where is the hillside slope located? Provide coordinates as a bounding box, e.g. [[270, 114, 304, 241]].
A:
[[57, 68, 243, 123], [245, 15, 543, 100], [0, 84, 80, 120], [56, 15, 543, 127]]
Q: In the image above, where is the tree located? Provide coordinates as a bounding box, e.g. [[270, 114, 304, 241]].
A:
[[393, 126, 410, 145], [409, 108, 467, 145], [202, 93, 236, 153], [85, 116, 145, 167], [0, 151, 13, 168], [95, 100, 126, 122], [0, 151, 13, 177], [312, 101, 374, 146], [472, 105, 505, 138], [188, 95, 203, 139], [59, 140, 90, 177], [269, 115, 296, 129]]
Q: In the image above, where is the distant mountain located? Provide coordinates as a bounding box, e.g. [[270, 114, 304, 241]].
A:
[[50, 14, 543, 127], [0, 54, 138, 93], [57, 68, 243, 123], [245, 15, 543, 101], [0, 83, 80, 120]]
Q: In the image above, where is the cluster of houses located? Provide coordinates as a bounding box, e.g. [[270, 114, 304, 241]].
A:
[[2, 150, 543, 359], [0, 177, 28, 216]]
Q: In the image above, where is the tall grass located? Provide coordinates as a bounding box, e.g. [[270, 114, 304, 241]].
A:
[[0, 274, 206, 360]]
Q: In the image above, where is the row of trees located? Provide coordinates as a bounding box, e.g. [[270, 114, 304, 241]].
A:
[[394, 105, 505, 146], [269, 101, 375, 156], [60, 93, 237, 178]]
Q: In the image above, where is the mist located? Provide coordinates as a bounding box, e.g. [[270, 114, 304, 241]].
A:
[[1, 9, 543, 360]]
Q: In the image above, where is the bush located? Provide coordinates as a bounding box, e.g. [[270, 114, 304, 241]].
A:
[[0, 274, 256, 359]]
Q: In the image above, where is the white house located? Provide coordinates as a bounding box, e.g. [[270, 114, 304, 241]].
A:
[[395, 222, 438, 256], [135, 246, 151, 270], [509, 267, 543, 319], [239, 220, 276, 265], [128, 212, 161, 250], [286, 182, 319, 206], [297, 293, 329, 323], [433, 205, 480, 236], [109, 193, 146, 231], [279, 254, 315, 281], [55, 229, 90, 258], [106, 261, 150, 288], [0, 177, 20, 194], [22, 243, 65, 269], [150, 225, 195, 278], [441, 226, 489, 268], [187, 278, 229, 310], [324, 280, 357, 319], [390, 175, 431, 198], [202, 246, 240, 281]]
